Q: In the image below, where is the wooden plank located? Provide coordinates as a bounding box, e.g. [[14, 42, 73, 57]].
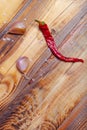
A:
[[0, 0, 25, 29], [0, 0, 87, 130], [58, 96, 87, 130], [0, 0, 33, 37]]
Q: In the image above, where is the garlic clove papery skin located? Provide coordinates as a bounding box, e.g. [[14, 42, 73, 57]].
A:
[[8, 21, 26, 35], [16, 56, 29, 73]]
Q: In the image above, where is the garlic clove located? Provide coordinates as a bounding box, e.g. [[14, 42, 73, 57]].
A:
[[8, 21, 26, 35], [16, 56, 29, 73]]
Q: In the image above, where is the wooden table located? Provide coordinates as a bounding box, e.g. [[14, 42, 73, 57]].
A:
[[0, 0, 87, 129]]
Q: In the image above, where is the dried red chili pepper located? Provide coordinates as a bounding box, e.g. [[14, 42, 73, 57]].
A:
[[35, 20, 84, 63]]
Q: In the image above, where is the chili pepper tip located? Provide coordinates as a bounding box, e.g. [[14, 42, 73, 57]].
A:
[[35, 19, 45, 25], [80, 59, 84, 63]]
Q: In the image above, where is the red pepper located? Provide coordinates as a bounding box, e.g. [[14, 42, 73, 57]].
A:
[[35, 20, 84, 63]]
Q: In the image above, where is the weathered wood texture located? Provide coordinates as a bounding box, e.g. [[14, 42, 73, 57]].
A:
[[58, 96, 87, 130], [0, 0, 87, 130]]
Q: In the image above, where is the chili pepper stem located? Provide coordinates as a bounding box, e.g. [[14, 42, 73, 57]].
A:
[[35, 19, 45, 25], [35, 19, 40, 23]]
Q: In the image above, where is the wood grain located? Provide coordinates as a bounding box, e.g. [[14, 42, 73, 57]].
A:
[[58, 96, 87, 130], [0, 0, 87, 130], [0, 0, 25, 29]]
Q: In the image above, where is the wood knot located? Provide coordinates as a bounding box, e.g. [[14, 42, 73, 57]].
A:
[[0, 75, 15, 102], [51, 28, 56, 35]]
